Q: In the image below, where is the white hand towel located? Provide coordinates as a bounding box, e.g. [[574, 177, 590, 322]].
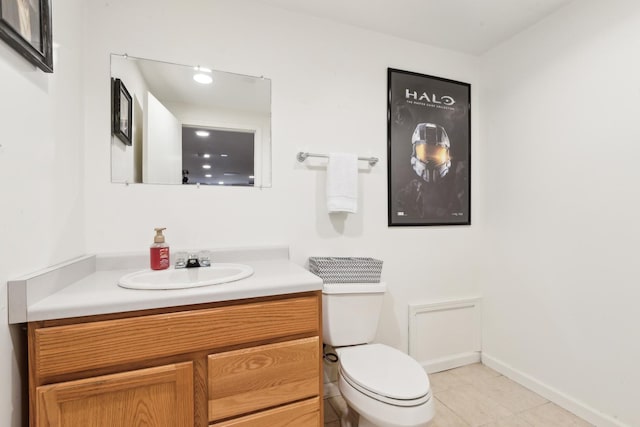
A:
[[327, 152, 358, 213]]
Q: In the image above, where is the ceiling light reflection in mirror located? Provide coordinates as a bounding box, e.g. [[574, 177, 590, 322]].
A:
[[110, 54, 271, 187]]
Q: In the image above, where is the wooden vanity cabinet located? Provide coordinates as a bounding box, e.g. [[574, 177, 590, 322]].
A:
[[28, 291, 323, 427]]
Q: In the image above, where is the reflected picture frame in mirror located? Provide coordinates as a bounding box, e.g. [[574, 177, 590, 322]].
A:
[[111, 78, 132, 146], [109, 53, 272, 188]]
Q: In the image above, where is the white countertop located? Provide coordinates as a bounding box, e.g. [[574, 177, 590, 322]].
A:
[[8, 246, 323, 323]]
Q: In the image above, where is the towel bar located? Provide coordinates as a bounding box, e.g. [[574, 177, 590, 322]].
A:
[[296, 152, 379, 167]]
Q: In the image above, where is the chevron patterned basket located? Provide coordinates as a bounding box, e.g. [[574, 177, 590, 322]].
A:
[[308, 257, 383, 283]]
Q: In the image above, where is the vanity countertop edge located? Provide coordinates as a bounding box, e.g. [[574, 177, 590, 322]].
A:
[[8, 245, 323, 324]]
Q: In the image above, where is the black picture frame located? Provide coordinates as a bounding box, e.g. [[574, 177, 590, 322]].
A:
[[0, 0, 53, 72], [111, 78, 132, 146], [387, 68, 471, 226]]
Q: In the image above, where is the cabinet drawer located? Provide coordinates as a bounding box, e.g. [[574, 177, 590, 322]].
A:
[[210, 397, 320, 427], [33, 295, 319, 380], [208, 337, 320, 422]]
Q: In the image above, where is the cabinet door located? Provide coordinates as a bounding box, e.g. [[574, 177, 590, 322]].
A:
[[36, 362, 193, 427]]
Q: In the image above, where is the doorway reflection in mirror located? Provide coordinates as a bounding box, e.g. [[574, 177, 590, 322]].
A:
[[182, 126, 255, 187]]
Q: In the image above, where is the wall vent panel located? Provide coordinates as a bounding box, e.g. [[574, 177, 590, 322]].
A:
[[409, 298, 481, 373]]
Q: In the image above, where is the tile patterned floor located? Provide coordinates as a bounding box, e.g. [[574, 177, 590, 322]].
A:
[[323, 363, 593, 427]]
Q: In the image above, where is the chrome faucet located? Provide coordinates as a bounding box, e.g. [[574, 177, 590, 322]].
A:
[[175, 251, 211, 269], [186, 253, 201, 268]]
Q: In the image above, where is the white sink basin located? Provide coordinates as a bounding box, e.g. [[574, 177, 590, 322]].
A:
[[118, 263, 254, 290]]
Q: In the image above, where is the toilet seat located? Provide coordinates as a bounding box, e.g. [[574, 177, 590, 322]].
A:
[[337, 344, 431, 407]]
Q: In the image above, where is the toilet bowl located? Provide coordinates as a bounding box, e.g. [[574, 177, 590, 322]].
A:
[[336, 344, 434, 427], [335, 344, 434, 427], [321, 282, 435, 427]]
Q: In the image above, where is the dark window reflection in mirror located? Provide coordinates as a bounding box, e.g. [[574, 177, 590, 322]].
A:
[[109, 54, 271, 187], [182, 126, 255, 186]]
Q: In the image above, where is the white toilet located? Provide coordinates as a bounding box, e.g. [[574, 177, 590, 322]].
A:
[[323, 282, 435, 427]]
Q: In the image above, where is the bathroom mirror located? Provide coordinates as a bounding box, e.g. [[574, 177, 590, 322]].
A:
[[110, 54, 271, 187]]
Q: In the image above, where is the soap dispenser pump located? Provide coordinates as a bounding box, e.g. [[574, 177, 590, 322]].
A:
[[150, 227, 170, 270]]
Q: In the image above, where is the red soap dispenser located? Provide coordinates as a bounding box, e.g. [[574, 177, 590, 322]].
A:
[[150, 227, 170, 270]]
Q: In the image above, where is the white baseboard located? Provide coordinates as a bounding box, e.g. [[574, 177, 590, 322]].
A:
[[482, 353, 630, 427], [422, 351, 481, 374]]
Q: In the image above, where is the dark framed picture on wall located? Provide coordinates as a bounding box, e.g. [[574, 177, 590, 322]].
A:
[[0, 0, 53, 72], [387, 68, 471, 226], [111, 78, 132, 146]]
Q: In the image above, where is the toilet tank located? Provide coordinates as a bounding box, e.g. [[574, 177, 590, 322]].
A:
[[322, 282, 387, 347]]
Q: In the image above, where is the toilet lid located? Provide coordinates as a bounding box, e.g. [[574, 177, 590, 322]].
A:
[[337, 344, 430, 402]]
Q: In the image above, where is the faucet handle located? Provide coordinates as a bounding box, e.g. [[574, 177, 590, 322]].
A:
[[174, 252, 188, 269], [198, 250, 212, 267]]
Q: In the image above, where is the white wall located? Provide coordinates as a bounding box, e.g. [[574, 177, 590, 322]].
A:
[[83, 0, 482, 354], [480, 1, 640, 426], [0, 1, 86, 426]]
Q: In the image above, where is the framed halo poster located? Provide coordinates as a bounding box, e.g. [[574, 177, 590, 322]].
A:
[[387, 68, 471, 226]]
